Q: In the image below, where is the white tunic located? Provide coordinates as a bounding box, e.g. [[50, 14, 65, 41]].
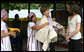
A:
[[1, 21, 12, 51], [68, 14, 82, 40], [36, 16, 57, 51], [27, 22, 40, 51]]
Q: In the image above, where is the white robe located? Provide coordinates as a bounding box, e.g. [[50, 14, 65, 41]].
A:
[[35, 16, 57, 51], [27, 22, 40, 51], [1, 36, 12, 51], [1, 21, 12, 51]]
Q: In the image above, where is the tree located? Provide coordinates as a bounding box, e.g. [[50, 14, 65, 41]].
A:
[[1, 3, 28, 12], [30, 3, 53, 9]]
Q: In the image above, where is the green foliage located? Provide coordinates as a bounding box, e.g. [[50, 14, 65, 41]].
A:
[[1, 1, 80, 11], [1, 3, 66, 11], [1, 3, 9, 12], [1, 3, 28, 11], [30, 3, 53, 9], [56, 4, 65, 9]]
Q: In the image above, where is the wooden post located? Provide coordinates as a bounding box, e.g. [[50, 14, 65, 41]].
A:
[[28, 2, 30, 15]]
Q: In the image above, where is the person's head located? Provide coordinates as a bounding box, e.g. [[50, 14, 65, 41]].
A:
[[67, 4, 80, 16], [1, 9, 7, 21], [40, 6, 49, 17], [15, 14, 19, 19], [28, 12, 36, 22]]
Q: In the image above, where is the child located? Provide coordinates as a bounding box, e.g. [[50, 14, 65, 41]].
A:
[[27, 12, 49, 51], [1, 9, 16, 51]]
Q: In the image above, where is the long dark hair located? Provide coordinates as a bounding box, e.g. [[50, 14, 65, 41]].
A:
[[67, 4, 80, 16], [28, 15, 34, 23]]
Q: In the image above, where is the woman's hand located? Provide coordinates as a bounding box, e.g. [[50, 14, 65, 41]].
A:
[[66, 36, 70, 42], [9, 31, 16, 38]]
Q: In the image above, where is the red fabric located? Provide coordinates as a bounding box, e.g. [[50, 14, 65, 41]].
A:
[[81, 44, 83, 48]]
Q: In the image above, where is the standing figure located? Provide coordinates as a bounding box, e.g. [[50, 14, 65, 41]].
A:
[[66, 4, 82, 51], [11, 14, 23, 51], [27, 12, 49, 51], [1, 9, 16, 51]]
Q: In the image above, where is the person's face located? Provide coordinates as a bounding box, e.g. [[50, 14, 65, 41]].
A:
[[67, 5, 71, 13], [2, 13, 7, 20], [67, 5, 74, 15], [44, 9, 50, 17], [32, 14, 36, 22]]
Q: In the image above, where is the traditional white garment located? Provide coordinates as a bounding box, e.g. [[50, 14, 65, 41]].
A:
[[27, 22, 40, 51], [36, 16, 57, 51], [1, 21, 12, 51]]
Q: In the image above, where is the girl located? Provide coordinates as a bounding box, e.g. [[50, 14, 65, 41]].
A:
[[1, 9, 16, 51], [27, 12, 49, 51], [66, 4, 82, 51]]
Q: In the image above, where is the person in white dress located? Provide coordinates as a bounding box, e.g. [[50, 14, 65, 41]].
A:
[[1, 9, 16, 51], [66, 4, 82, 51], [27, 12, 49, 51]]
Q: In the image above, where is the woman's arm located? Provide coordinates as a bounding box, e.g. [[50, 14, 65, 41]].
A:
[[68, 22, 81, 38], [66, 25, 70, 42], [32, 22, 49, 30], [1, 30, 10, 38], [66, 25, 69, 37], [1, 30, 16, 38]]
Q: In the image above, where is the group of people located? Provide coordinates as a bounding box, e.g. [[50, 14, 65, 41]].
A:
[[1, 3, 82, 51]]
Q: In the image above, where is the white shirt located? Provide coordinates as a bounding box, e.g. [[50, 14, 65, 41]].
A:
[[68, 14, 82, 40], [1, 21, 12, 51], [1, 21, 8, 33], [27, 22, 35, 37], [27, 22, 40, 51]]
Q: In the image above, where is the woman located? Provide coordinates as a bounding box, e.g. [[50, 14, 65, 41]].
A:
[[66, 4, 82, 51], [35, 6, 57, 51], [27, 12, 49, 51], [1, 9, 16, 51], [40, 6, 55, 51]]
